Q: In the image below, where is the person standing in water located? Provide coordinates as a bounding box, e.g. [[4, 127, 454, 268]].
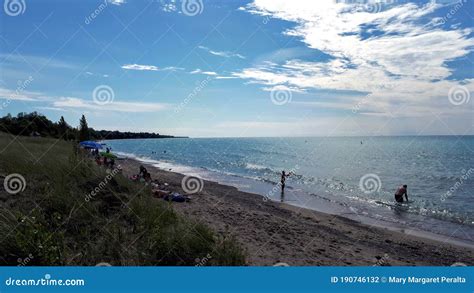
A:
[[394, 184, 408, 203], [280, 171, 292, 192]]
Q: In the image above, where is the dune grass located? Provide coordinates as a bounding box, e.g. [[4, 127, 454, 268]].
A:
[[0, 133, 246, 266]]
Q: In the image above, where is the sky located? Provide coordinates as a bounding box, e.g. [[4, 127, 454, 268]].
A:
[[0, 0, 473, 137]]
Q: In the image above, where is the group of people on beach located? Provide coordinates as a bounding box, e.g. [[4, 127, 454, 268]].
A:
[[93, 147, 115, 169], [280, 170, 409, 204]]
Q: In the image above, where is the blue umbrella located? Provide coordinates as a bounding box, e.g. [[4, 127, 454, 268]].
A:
[[79, 141, 103, 149]]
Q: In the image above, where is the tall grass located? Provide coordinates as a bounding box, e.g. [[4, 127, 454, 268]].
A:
[[0, 133, 245, 265]]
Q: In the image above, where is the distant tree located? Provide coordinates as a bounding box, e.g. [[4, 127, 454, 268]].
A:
[[0, 112, 176, 140], [58, 116, 70, 140], [78, 114, 90, 141]]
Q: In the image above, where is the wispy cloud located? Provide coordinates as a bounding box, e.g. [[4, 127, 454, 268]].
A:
[[190, 69, 217, 76], [0, 53, 77, 70], [198, 46, 245, 59], [107, 0, 126, 6], [0, 87, 41, 102], [53, 97, 167, 113], [121, 64, 183, 72]]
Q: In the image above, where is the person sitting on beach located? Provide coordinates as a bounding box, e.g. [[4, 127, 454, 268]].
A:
[[139, 165, 148, 177], [394, 184, 408, 203], [280, 171, 292, 192]]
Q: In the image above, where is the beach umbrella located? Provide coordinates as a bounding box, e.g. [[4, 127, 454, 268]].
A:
[[79, 141, 103, 149], [100, 152, 117, 159]]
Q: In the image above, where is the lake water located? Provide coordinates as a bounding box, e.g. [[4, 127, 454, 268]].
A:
[[104, 136, 474, 246]]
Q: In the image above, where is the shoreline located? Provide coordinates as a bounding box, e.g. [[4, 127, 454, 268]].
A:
[[119, 156, 473, 266], [114, 151, 474, 249]]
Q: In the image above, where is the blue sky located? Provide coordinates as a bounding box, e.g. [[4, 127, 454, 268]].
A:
[[0, 0, 473, 137]]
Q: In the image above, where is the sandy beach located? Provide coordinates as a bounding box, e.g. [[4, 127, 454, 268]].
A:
[[119, 157, 473, 266]]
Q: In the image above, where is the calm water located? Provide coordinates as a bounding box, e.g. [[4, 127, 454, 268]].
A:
[[105, 136, 474, 245]]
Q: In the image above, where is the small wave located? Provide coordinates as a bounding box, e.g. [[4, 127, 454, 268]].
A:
[[246, 163, 268, 171]]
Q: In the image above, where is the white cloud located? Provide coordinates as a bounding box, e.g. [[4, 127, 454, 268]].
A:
[[198, 46, 245, 59], [122, 64, 159, 71], [0, 87, 41, 102], [108, 0, 126, 6], [237, 0, 474, 117], [53, 97, 167, 113], [121, 64, 183, 72], [190, 69, 217, 76]]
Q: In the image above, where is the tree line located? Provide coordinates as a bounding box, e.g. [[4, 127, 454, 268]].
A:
[[0, 112, 176, 141]]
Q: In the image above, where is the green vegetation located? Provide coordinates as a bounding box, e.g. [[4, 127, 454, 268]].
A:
[[0, 112, 177, 140], [0, 133, 245, 265]]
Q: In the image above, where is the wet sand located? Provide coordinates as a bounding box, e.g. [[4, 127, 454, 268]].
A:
[[120, 158, 473, 266]]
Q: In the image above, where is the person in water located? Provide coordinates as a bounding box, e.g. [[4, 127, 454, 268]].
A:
[[394, 184, 408, 203], [280, 171, 292, 192]]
